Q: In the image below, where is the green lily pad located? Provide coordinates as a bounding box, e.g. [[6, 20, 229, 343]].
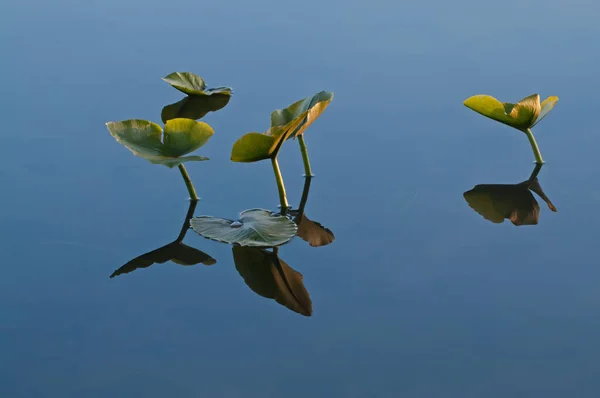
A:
[[233, 246, 312, 316], [190, 209, 298, 247], [106, 118, 214, 168], [270, 91, 333, 139], [162, 72, 233, 96], [161, 94, 232, 123], [464, 94, 558, 130], [230, 91, 332, 163]]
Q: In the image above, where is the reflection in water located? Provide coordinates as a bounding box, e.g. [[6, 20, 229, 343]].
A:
[[110, 201, 215, 278], [161, 94, 231, 123], [464, 164, 557, 226], [233, 246, 312, 316], [289, 177, 335, 247], [230, 176, 334, 316]]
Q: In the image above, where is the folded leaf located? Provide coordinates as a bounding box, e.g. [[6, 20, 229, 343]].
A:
[[532, 96, 559, 127], [464, 94, 542, 130], [161, 94, 232, 123], [270, 91, 333, 139], [230, 133, 277, 162]]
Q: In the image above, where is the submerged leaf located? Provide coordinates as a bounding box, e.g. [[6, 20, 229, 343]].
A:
[[190, 209, 297, 247], [464, 94, 544, 130], [161, 94, 232, 123], [233, 247, 312, 316], [106, 118, 213, 168]]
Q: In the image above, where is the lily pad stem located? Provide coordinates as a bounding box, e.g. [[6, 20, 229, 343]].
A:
[[271, 157, 289, 211], [524, 128, 544, 165], [177, 164, 199, 201], [298, 136, 313, 177]]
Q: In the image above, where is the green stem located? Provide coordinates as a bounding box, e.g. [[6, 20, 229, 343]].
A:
[[271, 157, 289, 211], [524, 128, 544, 165], [298, 135, 313, 177], [177, 164, 199, 201]]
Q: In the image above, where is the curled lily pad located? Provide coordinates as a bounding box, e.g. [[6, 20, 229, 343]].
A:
[[106, 118, 214, 168], [162, 72, 233, 96], [233, 246, 312, 316], [464, 94, 559, 130], [271, 91, 333, 139], [230, 91, 333, 163], [190, 209, 297, 247], [161, 94, 232, 123]]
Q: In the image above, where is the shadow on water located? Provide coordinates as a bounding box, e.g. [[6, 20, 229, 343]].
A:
[[110, 201, 215, 278], [463, 163, 557, 226]]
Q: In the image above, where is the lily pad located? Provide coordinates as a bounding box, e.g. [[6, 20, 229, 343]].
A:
[[233, 246, 312, 316], [190, 209, 297, 247], [230, 91, 332, 163], [161, 94, 232, 123], [463, 94, 558, 130], [270, 91, 333, 139], [162, 72, 233, 96], [106, 118, 214, 168]]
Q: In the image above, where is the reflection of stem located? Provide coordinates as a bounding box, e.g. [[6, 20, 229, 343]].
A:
[[177, 164, 199, 201], [271, 157, 289, 211], [298, 136, 313, 177], [527, 163, 544, 185], [297, 176, 312, 215], [175, 200, 198, 242], [524, 128, 544, 165]]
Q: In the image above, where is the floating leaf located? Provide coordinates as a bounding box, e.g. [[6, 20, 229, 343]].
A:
[[161, 94, 232, 123], [190, 209, 297, 247], [464, 177, 556, 226], [110, 242, 215, 278], [270, 91, 333, 139], [233, 246, 312, 316], [162, 72, 232, 96], [106, 118, 213, 168]]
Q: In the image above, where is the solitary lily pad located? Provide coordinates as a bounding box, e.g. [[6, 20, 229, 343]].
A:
[[233, 246, 312, 316], [161, 94, 232, 123], [230, 91, 333, 163], [464, 94, 558, 130], [162, 72, 233, 96], [106, 118, 214, 168], [190, 209, 297, 247]]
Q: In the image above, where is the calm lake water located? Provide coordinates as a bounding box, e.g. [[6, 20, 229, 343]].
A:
[[2, 0, 600, 397]]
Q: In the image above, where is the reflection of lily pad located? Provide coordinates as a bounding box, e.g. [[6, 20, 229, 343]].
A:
[[295, 213, 335, 247], [106, 118, 213, 168], [161, 94, 232, 123], [190, 209, 297, 247], [230, 91, 333, 163], [233, 247, 312, 316], [162, 72, 233, 96], [464, 178, 556, 226], [110, 242, 215, 278], [464, 94, 558, 130]]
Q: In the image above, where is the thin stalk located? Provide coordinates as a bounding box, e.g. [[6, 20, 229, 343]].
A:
[[271, 157, 289, 211], [177, 164, 199, 201], [297, 135, 313, 177], [524, 128, 544, 165]]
